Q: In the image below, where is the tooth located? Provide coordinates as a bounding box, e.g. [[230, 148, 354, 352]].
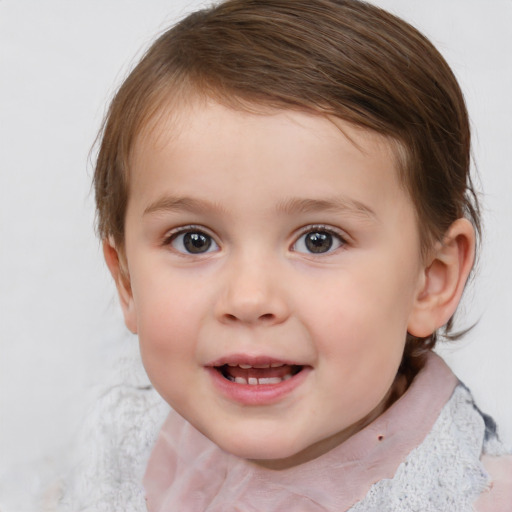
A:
[[271, 363, 284, 368], [235, 377, 248, 384], [248, 377, 258, 385], [282, 374, 292, 381], [258, 377, 282, 385], [228, 363, 237, 367], [239, 364, 252, 369]]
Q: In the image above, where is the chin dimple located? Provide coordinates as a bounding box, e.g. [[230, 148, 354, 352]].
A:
[[218, 364, 302, 385]]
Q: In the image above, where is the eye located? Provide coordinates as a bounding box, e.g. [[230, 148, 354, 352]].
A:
[[292, 228, 345, 254], [167, 229, 219, 255]]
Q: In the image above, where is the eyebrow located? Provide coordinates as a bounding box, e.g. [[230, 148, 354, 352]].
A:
[[143, 195, 376, 219], [276, 197, 376, 219], [144, 196, 227, 216]]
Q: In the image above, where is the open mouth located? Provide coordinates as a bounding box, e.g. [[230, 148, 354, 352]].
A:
[[215, 363, 303, 385]]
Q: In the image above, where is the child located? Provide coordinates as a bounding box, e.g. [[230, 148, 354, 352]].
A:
[[62, 0, 512, 510]]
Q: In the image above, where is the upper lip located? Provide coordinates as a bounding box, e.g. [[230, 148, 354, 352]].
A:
[[206, 354, 306, 368]]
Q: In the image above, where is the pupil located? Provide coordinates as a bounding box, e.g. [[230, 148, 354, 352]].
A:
[[183, 232, 211, 253], [305, 232, 332, 253]]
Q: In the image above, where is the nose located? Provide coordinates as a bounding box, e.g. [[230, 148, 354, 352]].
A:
[[215, 256, 290, 326]]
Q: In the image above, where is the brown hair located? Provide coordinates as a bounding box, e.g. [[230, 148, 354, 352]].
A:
[[94, 0, 481, 376]]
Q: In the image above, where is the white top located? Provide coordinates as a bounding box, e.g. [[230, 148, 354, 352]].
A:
[[54, 352, 511, 511]]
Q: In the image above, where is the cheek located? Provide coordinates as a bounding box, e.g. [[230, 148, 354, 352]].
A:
[[135, 293, 200, 410], [131, 275, 200, 365], [302, 260, 416, 373]]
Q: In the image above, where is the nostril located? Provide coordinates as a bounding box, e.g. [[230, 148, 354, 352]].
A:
[[222, 312, 276, 323]]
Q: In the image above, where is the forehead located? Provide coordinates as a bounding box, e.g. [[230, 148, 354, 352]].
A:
[[134, 91, 400, 161], [129, 98, 413, 223]]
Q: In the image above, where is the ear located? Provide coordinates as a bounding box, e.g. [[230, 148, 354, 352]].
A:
[[103, 239, 138, 334], [407, 218, 476, 338]]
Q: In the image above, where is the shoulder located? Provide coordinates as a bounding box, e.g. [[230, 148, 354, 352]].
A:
[[454, 383, 512, 511], [350, 373, 509, 512], [55, 348, 169, 512], [457, 382, 512, 512], [475, 454, 512, 512]]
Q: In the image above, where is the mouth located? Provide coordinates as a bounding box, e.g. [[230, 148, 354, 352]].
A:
[[215, 362, 304, 385], [206, 356, 310, 404]]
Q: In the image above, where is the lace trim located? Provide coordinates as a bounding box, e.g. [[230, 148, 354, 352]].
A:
[[349, 385, 490, 512]]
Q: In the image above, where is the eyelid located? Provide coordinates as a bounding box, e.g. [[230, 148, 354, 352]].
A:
[[295, 224, 348, 241], [162, 224, 220, 254], [291, 224, 349, 254]]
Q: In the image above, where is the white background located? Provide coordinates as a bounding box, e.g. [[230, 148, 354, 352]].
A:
[[1, 1, 511, 510]]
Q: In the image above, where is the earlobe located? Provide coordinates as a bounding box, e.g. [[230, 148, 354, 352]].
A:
[[407, 218, 476, 338], [102, 239, 138, 334]]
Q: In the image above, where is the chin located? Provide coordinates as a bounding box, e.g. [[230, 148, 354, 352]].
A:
[[210, 427, 311, 467], [223, 436, 294, 459]]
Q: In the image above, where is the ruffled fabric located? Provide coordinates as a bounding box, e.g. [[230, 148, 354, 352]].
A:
[[144, 352, 497, 511], [53, 350, 511, 511], [55, 347, 169, 512], [349, 385, 489, 511]]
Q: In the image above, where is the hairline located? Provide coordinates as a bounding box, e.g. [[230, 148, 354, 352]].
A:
[[120, 77, 430, 253]]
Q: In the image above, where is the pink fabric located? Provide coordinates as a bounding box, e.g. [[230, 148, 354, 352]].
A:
[[144, 353, 458, 511], [475, 455, 512, 512]]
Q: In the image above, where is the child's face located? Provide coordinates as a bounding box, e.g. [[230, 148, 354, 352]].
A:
[[120, 99, 427, 467]]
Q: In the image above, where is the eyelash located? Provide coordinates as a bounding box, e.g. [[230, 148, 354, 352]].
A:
[[291, 225, 347, 255], [162, 224, 348, 256], [163, 225, 219, 256]]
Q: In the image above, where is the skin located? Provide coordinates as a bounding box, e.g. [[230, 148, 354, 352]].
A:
[[105, 98, 475, 469]]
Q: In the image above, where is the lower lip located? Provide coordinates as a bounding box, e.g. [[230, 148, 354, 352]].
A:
[[207, 366, 311, 405]]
